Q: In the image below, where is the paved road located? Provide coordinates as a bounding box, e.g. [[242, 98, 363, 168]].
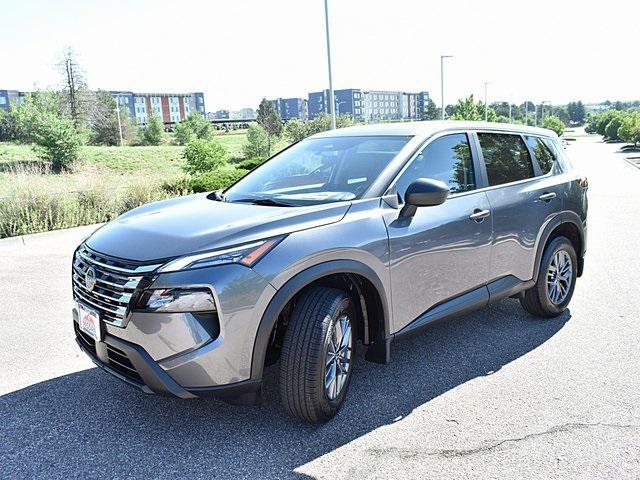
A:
[[1, 135, 639, 479]]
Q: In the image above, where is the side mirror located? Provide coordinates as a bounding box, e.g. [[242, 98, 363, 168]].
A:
[[400, 178, 450, 217]]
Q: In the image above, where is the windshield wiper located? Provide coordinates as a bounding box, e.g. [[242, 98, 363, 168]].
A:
[[231, 197, 297, 207]]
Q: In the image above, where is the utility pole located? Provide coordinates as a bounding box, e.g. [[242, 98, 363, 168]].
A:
[[509, 102, 512, 123], [323, 0, 336, 130], [440, 55, 453, 120]]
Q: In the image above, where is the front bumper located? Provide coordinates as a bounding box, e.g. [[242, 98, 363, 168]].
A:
[[74, 317, 262, 403], [72, 261, 276, 403]]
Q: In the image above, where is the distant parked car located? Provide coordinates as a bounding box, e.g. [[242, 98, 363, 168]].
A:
[[72, 121, 588, 423]]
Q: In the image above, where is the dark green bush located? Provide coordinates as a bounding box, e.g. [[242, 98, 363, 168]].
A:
[[235, 156, 266, 170], [189, 166, 248, 193]]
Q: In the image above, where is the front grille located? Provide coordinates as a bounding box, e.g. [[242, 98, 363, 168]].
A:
[[72, 245, 161, 326]]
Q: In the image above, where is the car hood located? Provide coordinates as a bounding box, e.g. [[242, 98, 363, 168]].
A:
[[86, 193, 351, 262]]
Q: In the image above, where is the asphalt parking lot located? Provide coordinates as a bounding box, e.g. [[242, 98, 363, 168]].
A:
[[1, 134, 639, 479]]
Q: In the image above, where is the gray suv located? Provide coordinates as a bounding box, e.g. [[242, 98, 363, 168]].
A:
[[72, 121, 588, 423]]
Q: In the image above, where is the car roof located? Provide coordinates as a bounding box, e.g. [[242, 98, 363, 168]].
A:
[[310, 120, 558, 141]]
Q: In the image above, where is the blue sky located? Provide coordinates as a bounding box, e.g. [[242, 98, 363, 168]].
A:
[[1, 0, 637, 111]]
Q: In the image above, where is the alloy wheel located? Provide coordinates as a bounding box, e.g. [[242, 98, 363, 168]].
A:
[[324, 314, 353, 400], [546, 249, 573, 304]]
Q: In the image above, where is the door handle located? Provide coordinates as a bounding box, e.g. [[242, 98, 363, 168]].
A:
[[469, 208, 491, 222], [538, 192, 556, 202]]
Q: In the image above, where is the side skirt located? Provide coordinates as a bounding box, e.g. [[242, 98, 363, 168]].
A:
[[393, 275, 533, 341]]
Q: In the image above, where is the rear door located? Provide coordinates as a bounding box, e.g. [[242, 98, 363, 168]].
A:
[[475, 132, 561, 283], [383, 132, 492, 333]]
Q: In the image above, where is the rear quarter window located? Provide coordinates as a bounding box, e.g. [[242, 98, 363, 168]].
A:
[[524, 135, 555, 174]]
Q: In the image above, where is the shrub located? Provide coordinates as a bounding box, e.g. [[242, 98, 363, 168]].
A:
[[618, 112, 640, 148], [236, 156, 266, 170], [595, 110, 619, 136], [189, 166, 248, 193], [604, 113, 626, 140], [284, 118, 309, 143], [173, 112, 212, 145], [161, 176, 193, 196], [140, 114, 165, 145], [182, 138, 228, 175], [173, 121, 194, 145], [242, 123, 270, 158], [541, 115, 565, 137], [32, 112, 83, 171]]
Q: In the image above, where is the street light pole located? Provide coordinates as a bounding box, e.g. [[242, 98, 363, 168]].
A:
[[323, 0, 336, 130], [484, 81, 489, 122], [440, 55, 453, 120], [540, 100, 550, 121], [115, 94, 124, 147]]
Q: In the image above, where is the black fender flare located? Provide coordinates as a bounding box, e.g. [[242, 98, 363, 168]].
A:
[[250, 260, 390, 381], [532, 212, 585, 282]]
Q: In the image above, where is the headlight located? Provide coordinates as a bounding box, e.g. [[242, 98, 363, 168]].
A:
[[136, 288, 216, 313], [157, 237, 283, 273]]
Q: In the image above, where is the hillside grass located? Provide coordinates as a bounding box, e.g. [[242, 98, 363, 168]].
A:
[[0, 131, 290, 238]]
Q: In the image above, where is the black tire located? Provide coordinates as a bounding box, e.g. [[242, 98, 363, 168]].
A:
[[520, 236, 577, 317], [279, 287, 356, 423]]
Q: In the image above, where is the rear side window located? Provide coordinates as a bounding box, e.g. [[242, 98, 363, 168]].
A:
[[395, 133, 475, 197], [542, 137, 571, 172], [524, 136, 554, 174], [478, 133, 534, 186]]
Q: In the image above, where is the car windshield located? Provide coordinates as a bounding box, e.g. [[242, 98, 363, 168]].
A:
[[224, 135, 413, 206]]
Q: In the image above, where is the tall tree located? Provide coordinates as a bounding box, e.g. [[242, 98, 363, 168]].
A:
[[451, 95, 497, 121], [421, 98, 440, 120], [566, 101, 585, 125], [57, 47, 90, 128], [89, 91, 134, 145], [256, 98, 282, 155]]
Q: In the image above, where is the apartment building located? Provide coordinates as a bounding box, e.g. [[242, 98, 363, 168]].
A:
[[271, 97, 309, 121], [308, 89, 364, 120], [308, 88, 430, 121], [0, 90, 25, 111], [110, 91, 205, 124]]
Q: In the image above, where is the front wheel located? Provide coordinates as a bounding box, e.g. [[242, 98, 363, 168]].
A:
[[520, 236, 577, 317], [279, 287, 356, 423]]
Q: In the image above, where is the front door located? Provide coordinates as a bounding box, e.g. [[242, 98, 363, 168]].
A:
[[383, 133, 493, 333]]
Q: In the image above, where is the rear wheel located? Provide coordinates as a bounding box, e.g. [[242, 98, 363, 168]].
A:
[[279, 287, 356, 423], [520, 236, 577, 317]]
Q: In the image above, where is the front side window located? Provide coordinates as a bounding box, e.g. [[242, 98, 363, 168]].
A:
[[224, 135, 412, 206], [478, 133, 534, 186], [524, 135, 555, 174], [395, 133, 475, 198]]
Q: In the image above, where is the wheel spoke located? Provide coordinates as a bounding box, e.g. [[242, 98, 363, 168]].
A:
[[325, 362, 337, 399], [340, 324, 352, 350]]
